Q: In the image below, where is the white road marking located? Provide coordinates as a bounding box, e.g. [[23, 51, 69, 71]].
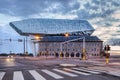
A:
[[13, 71, 24, 80], [53, 69, 78, 77], [63, 68, 91, 76], [29, 70, 46, 80], [0, 72, 5, 80], [42, 69, 64, 79], [73, 68, 100, 74], [81, 67, 106, 73]]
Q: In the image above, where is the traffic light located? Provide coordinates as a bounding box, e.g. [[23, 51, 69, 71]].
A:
[[104, 45, 107, 51], [107, 45, 110, 51], [104, 45, 110, 51], [18, 39, 22, 42], [9, 38, 12, 42]]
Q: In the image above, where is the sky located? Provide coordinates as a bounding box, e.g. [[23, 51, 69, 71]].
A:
[[0, 0, 120, 53]]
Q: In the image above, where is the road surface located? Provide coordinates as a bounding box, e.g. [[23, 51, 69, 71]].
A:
[[0, 57, 120, 80]]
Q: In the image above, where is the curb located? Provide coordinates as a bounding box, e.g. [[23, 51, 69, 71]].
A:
[[102, 72, 120, 78]]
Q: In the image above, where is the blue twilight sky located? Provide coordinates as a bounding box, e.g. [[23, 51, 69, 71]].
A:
[[0, 0, 120, 53]]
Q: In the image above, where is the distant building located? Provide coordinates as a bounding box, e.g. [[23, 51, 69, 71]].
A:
[[10, 18, 103, 57]]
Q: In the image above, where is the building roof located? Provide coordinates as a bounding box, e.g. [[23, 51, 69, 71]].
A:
[[33, 36, 102, 42], [9, 18, 95, 36]]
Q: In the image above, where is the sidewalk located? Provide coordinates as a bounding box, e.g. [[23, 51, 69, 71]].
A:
[[88, 66, 120, 77], [86, 58, 120, 77]]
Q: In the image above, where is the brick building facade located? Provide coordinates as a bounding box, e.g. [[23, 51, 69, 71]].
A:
[[37, 36, 103, 58]]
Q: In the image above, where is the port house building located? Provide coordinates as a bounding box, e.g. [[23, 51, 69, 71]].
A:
[[10, 18, 103, 58]]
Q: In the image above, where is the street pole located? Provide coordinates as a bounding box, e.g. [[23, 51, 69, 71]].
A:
[[83, 37, 85, 49], [23, 38, 26, 59], [34, 42, 36, 57], [60, 43, 62, 59], [82, 37, 86, 60], [106, 50, 109, 64], [25, 36, 28, 56], [105, 45, 110, 64], [31, 35, 42, 57], [23, 38, 25, 55]]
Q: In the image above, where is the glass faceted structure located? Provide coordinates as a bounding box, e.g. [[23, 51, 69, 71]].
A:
[[9, 18, 95, 36]]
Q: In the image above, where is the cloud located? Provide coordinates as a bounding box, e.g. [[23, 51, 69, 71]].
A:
[[0, 0, 50, 16], [0, 13, 22, 37], [91, 18, 120, 45], [76, 0, 120, 19], [117, 25, 120, 27], [0, 0, 80, 17], [29, 13, 78, 19], [0, 0, 120, 48], [0, 13, 21, 26], [0, 0, 119, 20], [111, 10, 120, 19]]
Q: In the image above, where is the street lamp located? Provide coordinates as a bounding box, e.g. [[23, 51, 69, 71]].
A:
[[81, 37, 87, 60], [35, 35, 41, 40], [60, 36, 86, 60], [59, 33, 69, 58], [65, 33, 69, 37], [65, 33, 69, 58]]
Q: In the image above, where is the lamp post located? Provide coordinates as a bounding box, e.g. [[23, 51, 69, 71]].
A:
[[23, 38, 25, 55], [60, 36, 86, 60], [65, 33, 69, 58], [82, 37, 86, 60]]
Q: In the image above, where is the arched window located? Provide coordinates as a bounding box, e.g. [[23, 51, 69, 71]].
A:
[[71, 52, 74, 57], [76, 53, 80, 57], [65, 52, 69, 57], [55, 53, 59, 57], [52, 53, 54, 56]]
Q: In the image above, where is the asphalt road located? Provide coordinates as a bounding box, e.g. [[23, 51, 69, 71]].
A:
[[0, 57, 120, 80], [1, 68, 120, 80]]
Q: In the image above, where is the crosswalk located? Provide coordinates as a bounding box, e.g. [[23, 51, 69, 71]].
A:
[[41, 69, 63, 79], [0, 72, 5, 80], [63, 68, 91, 76], [29, 70, 46, 80], [53, 69, 78, 77], [0, 67, 101, 80], [73, 68, 100, 74], [13, 71, 24, 80]]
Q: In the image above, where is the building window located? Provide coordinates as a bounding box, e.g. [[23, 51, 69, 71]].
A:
[[97, 44, 99, 46], [92, 49, 93, 51], [57, 49, 60, 51], [70, 44, 73, 46], [73, 49, 75, 51], [94, 48, 96, 51], [87, 49, 89, 51], [52, 49, 54, 51], [68, 49, 70, 51], [79, 44, 81, 46]]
